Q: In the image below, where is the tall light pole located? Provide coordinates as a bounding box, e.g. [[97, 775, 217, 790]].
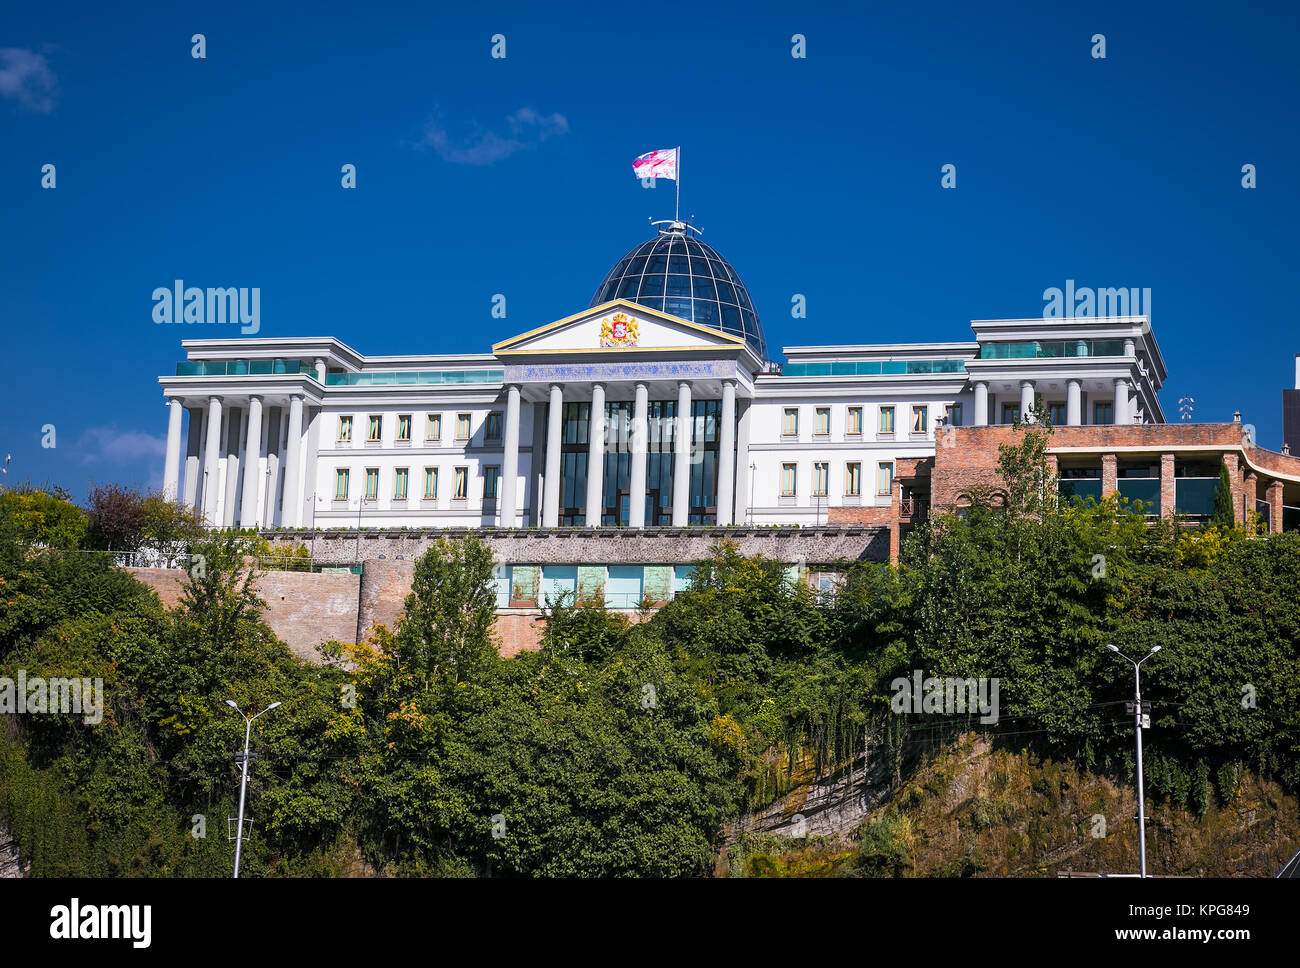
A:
[[226, 699, 280, 878], [1106, 644, 1161, 877]]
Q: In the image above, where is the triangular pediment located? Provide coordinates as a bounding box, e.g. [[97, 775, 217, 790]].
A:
[[493, 299, 744, 356]]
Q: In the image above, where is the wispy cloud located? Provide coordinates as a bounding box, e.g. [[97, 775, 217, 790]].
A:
[[76, 427, 165, 466], [0, 48, 57, 113], [416, 106, 569, 165]]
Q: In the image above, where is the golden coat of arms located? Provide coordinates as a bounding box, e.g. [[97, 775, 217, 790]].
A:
[[600, 313, 638, 348]]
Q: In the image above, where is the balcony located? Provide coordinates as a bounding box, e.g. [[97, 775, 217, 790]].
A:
[[1174, 477, 1218, 517], [176, 359, 318, 377], [899, 497, 929, 521], [1117, 477, 1160, 515]]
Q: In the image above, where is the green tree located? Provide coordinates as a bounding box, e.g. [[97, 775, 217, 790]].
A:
[[397, 534, 499, 687], [1211, 461, 1235, 528]]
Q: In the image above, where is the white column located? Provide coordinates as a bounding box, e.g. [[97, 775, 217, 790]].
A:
[[282, 396, 304, 527], [629, 383, 648, 528], [973, 382, 989, 426], [240, 396, 264, 527], [1019, 380, 1035, 422], [500, 385, 521, 528], [733, 399, 751, 526], [1123, 338, 1135, 357], [1066, 379, 1082, 426], [202, 398, 223, 523], [162, 398, 184, 501], [314, 357, 327, 382], [585, 383, 605, 527], [672, 382, 692, 526], [716, 381, 736, 526], [1114, 378, 1129, 425], [543, 383, 563, 527]]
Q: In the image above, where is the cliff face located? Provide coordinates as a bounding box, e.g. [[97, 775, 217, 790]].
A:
[[724, 734, 1300, 877], [0, 826, 26, 878]]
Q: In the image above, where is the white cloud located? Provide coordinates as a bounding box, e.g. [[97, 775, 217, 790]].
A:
[[0, 48, 57, 113], [417, 106, 569, 165], [76, 427, 166, 466]]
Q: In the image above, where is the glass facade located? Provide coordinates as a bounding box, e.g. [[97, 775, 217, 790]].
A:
[[782, 359, 966, 377], [553, 398, 729, 526], [589, 233, 768, 360], [176, 359, 317, 377], [979, 340, 1126, 360]]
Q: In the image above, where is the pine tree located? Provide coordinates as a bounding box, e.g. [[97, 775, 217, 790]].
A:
[[1211, 461, 1236, 528]]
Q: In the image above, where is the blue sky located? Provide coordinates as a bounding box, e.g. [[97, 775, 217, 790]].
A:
[[2, 0, 1297, 498]]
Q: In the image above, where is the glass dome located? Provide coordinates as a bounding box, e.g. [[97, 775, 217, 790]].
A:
[[589, 226, 767, 360]]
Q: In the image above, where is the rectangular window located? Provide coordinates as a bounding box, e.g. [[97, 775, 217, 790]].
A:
[[484, 465, 500, 499], [485, 412, 503, 441], [879, 406, 895, 434], [454, 466, 468, 500], [813, 462, 828, 496], [781, 463, 797, 497], [426, 413, 441, 441], [368, 415, 382, 442], [846, 462, 861, 497], [397, 414, 411, 441], [337, 415, 352, 442], [334, 468, 349, 500], [877, 462, 894, 496], [815, 407, 830, 436], [846, 407, 863, 436], [394, 468, 409, 500], [782, 408, 799, 437], [1002, 403, 1020, 425], [1048, 402, 1067, 426], [423, 467, 438, 500], [1094, 401, 1114, 425], [364, 467, 379, 501], [945, 403, 963, 427], [911, 406, 928, 434], [456, 414, 471, 441]]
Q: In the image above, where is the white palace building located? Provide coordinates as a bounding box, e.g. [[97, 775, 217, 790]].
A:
[[157, 219, 1167, 536]]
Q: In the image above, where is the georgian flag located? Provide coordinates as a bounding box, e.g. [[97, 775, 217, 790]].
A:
[[632, 148, 677, 181]]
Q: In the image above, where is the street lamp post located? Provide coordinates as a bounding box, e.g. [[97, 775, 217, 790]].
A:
[[225, 699, 281, 878], [1106, 644, 1161, 877]]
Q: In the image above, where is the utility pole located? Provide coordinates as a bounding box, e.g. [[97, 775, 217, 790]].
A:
[[226, 700, 281, 878], [1106, 644, 1160, 877]]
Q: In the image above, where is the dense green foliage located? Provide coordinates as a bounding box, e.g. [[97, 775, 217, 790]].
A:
[[2, 446, 1299, 875]]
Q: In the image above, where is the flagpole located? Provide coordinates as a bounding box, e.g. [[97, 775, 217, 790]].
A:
[[675, 145, 681, 222]]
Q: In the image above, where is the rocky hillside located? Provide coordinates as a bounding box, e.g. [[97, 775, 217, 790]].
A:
[[723, 733, 1300, 877]]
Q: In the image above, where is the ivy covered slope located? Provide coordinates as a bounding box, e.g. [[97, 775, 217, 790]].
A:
[[2, 419, 1300, 878]]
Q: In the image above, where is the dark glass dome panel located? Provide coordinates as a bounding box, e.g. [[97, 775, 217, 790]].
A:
[[590, 233, 767, 359]]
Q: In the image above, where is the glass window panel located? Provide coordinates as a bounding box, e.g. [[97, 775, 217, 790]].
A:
[[665, 274, 692, 297]]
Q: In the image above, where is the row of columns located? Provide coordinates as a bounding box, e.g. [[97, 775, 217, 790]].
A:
[[970, 378, 1134, 426], [161, 394, 305, 528], [499, 379, 741, 529]]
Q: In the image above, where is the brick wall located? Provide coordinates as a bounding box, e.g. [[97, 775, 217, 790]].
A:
[[356, 558, 415, 643]]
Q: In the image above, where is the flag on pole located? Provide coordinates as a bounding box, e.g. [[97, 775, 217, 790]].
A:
[[632, 148, 678, 181]]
